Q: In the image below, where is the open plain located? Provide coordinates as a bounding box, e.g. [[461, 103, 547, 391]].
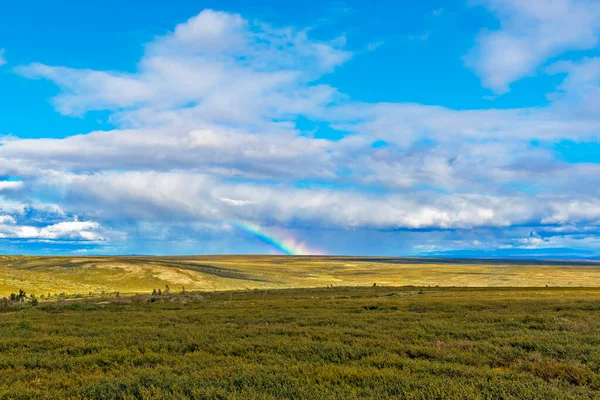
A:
[[1, 255, 600, 298], [1, 286, 600, 399], [1, 256, 600, 399]]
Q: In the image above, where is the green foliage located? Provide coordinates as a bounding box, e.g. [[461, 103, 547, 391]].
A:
[[17, 314, 32, 330], [0, 287, 599, 399]]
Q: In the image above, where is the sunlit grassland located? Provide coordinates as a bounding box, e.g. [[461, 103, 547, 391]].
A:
[[1, 255, 600, 297], [1, 287, 599, 399]]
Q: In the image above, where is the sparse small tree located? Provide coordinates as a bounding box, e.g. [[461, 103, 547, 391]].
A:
[[152, 289, 157, 295], [158, 288, 162, 296], [164, 285, 170, 295]]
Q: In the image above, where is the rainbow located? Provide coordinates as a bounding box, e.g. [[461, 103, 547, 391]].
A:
[[226, 220, 321, 255]]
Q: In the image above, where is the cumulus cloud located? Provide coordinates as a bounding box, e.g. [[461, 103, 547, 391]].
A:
[[0, 181, 23, 191], [0, 219, 103, 241], [5, 8, 600, 255], [0, 204, 104, 242], [15, 9, 350, 119], [466, 0, 600, 93]]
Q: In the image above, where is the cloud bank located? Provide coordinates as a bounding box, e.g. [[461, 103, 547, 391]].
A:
[[2, 7, 600, 255]]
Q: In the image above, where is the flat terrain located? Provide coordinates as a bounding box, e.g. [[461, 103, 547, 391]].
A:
[[1, 287, 600, 399], [1, 255, 600, 297]]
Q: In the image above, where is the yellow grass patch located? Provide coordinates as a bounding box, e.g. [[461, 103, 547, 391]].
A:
[[1, 255, 599, 297]]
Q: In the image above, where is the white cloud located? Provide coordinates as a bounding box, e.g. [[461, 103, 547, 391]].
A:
[[0, 126, 345, 181], [0, 181, 23, 191], [0, 201, 108, 243], [0, 211, 104, 241], [0, 215, 16, 225], [7, 8, 600, 254], [166, 9, 247, 52], [15, 9, 351, 119], [37, 220, 103, 240], [0, 49, 5, 66], [328, 102, 600, 144], [513, 231, 600, 250], [467, 0, 600, 93], [4, 169, 595, 233], [547, 57, 600, 116]]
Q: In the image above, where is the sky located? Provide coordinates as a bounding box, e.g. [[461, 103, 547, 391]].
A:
[[1, 0, 600, 257]]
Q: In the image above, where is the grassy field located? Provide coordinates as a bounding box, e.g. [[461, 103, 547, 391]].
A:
[[1, 286, 600, 399], [2, 256, 600, 398], [1, 255, 600, 297]]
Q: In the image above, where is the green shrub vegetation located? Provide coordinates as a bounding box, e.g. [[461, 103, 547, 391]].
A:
[[0, 286, 599, 399]]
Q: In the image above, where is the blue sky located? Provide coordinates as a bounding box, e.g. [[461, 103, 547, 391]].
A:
[[1, 0, 600, 257]]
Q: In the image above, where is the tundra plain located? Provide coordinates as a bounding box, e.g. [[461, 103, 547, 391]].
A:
[[1, 256, 600, 399], [1, 286, 600, 399], [1, 255, 600, 298]]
